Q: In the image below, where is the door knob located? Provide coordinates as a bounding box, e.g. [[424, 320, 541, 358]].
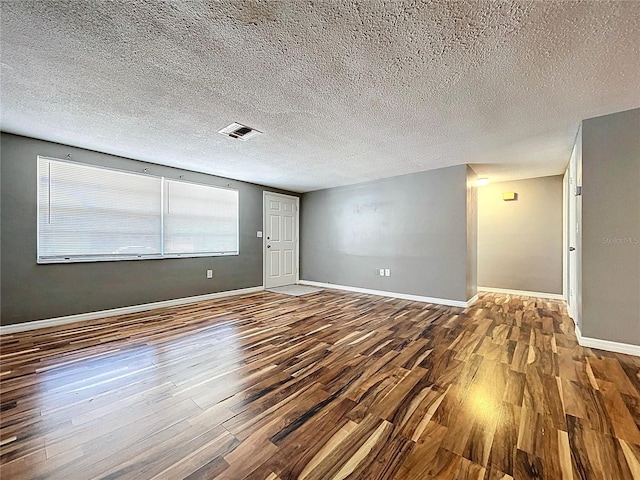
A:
[[569, 247, 575, 251], [267, 245, 271, 248]]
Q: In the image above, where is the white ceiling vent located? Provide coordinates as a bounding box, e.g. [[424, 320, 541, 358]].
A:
[[218, 122, 262, 141]]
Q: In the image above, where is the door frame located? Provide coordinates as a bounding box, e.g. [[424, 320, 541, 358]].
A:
[[263, 191, 300, 288], [562, 167, 569, 303], [564, 139, 579, 324]]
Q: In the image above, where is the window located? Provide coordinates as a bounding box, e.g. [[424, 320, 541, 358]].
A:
[[37, 157, 239, 263], [163, 179, 239, 255]]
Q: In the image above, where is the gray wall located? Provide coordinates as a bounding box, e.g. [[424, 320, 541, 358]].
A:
[[581, 108, 640, 345], [1, 133, 296, 325], [300, 164, 476, 303], [478, 175, 563, 294]]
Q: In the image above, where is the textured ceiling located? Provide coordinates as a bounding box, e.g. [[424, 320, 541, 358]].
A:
[[1, 1, 639, 192]]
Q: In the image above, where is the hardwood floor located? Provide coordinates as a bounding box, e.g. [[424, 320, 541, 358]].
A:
[[1, 290, 639, 479]]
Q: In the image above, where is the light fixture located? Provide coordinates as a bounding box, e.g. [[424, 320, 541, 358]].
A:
[[476, 177, 490, 187]]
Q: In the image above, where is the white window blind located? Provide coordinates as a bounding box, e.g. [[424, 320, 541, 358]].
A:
[[37, 157, 239, 263], [164, 179, 239, 255]]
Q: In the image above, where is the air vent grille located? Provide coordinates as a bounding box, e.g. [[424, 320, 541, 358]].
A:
[[218, 123, 262, 141]]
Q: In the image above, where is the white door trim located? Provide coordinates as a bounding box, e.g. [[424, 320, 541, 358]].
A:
[[562, 168, 569, 303], [566, 139, 579, 324], [263, 192, 300, 288]]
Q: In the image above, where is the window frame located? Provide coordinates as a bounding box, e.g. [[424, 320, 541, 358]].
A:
[[36, 156, 240, 264]]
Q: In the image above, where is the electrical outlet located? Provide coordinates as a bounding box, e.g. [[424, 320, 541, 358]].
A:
[[379, 268, 385, 276], [206, 269, 213, 278], [385, 269, 390, 277]]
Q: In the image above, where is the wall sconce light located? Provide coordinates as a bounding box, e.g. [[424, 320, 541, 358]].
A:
[[503, 192, 518, 201], [476, 177, 490, 187]]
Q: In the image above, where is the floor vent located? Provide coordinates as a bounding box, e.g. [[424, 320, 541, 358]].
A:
[[218, 122, 262, 141]]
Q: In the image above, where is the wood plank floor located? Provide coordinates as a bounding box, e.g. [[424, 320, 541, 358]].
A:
[[1, 290, 639, 479]]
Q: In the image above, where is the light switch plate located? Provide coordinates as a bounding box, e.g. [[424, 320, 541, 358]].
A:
[[257, 231, 263, 238]]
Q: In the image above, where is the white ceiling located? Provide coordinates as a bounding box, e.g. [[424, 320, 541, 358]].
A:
[[1, 1, 639, 192]]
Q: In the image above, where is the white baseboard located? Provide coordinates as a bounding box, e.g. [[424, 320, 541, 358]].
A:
[[574, 324, 640, 357], [0, 286, 265, 334], [299, 280, 477, 308], [466, 294, 479, 307], [478, 286, 565, 301]]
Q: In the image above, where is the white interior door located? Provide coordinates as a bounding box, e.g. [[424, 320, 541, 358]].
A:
[[567, 144, 578, 322], [264, 193, 298, 288]]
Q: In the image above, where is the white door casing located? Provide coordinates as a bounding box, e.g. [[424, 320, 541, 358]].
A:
[[264, 192, 299, 288], [567, 143, 579, 323], [562, 168, 569, 303]]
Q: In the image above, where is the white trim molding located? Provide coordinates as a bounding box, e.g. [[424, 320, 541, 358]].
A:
[[478, 286, 564, 301], [466, 294, 479, 308], [0, 286, 265, 335], [300, 280, 478, 308], [575, 324, 640, 357]]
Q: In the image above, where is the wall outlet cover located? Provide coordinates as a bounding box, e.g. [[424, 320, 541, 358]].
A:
[[206, 269, 213, 278], [385, 269, 390, 276]]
